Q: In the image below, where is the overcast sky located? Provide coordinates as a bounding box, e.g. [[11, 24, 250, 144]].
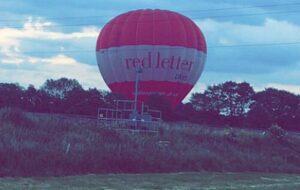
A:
[[1, 0, 300, 97]]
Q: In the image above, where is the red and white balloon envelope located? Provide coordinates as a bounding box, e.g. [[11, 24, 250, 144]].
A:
[[96, 9, 207, 108]]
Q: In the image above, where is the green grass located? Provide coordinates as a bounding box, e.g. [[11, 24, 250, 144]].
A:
[[1, 107, 300, 177], [0, 172, 300, 190]]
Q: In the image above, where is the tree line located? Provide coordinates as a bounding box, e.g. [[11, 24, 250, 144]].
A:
[[0, 78, 299, 131]]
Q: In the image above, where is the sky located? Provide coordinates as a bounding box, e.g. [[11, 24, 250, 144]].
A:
[[1, 0, 300, 98]]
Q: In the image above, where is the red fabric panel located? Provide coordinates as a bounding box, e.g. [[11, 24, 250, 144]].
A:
[[109, 81, 193, 108], [97, 9, 207, 52]]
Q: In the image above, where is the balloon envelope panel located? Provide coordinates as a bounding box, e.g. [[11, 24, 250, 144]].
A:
[[96, 9, 207, 108]]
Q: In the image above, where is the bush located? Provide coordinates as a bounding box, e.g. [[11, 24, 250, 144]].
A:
[[0, 107, 35, 129], [267, 124, 286, 140]]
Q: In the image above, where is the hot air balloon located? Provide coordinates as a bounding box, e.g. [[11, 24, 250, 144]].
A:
[[96, 9, 207, 108]]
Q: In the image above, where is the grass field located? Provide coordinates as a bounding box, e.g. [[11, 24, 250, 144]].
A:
[[1, 108, 300, 177], [0, 172, 300, 190]]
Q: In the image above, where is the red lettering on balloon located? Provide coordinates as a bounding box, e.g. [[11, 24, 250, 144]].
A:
[[124, 51, 194, 72]]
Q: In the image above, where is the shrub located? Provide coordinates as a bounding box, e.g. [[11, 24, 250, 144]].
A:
[[267, 124, 286, 140]]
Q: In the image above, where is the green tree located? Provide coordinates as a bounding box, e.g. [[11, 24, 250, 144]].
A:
[[40, 78, 83, 113], [245, 103, 273, 129], [0, 83, 24, 108], [249, 88, 300, 130], [22, 85, 38, 111], [64, 88, 105, 115], [40, 78, 83, 99], [190, 81, 255, 117]]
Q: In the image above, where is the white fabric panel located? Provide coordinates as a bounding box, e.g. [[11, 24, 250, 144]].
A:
[[96, 45, 206, 85]]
